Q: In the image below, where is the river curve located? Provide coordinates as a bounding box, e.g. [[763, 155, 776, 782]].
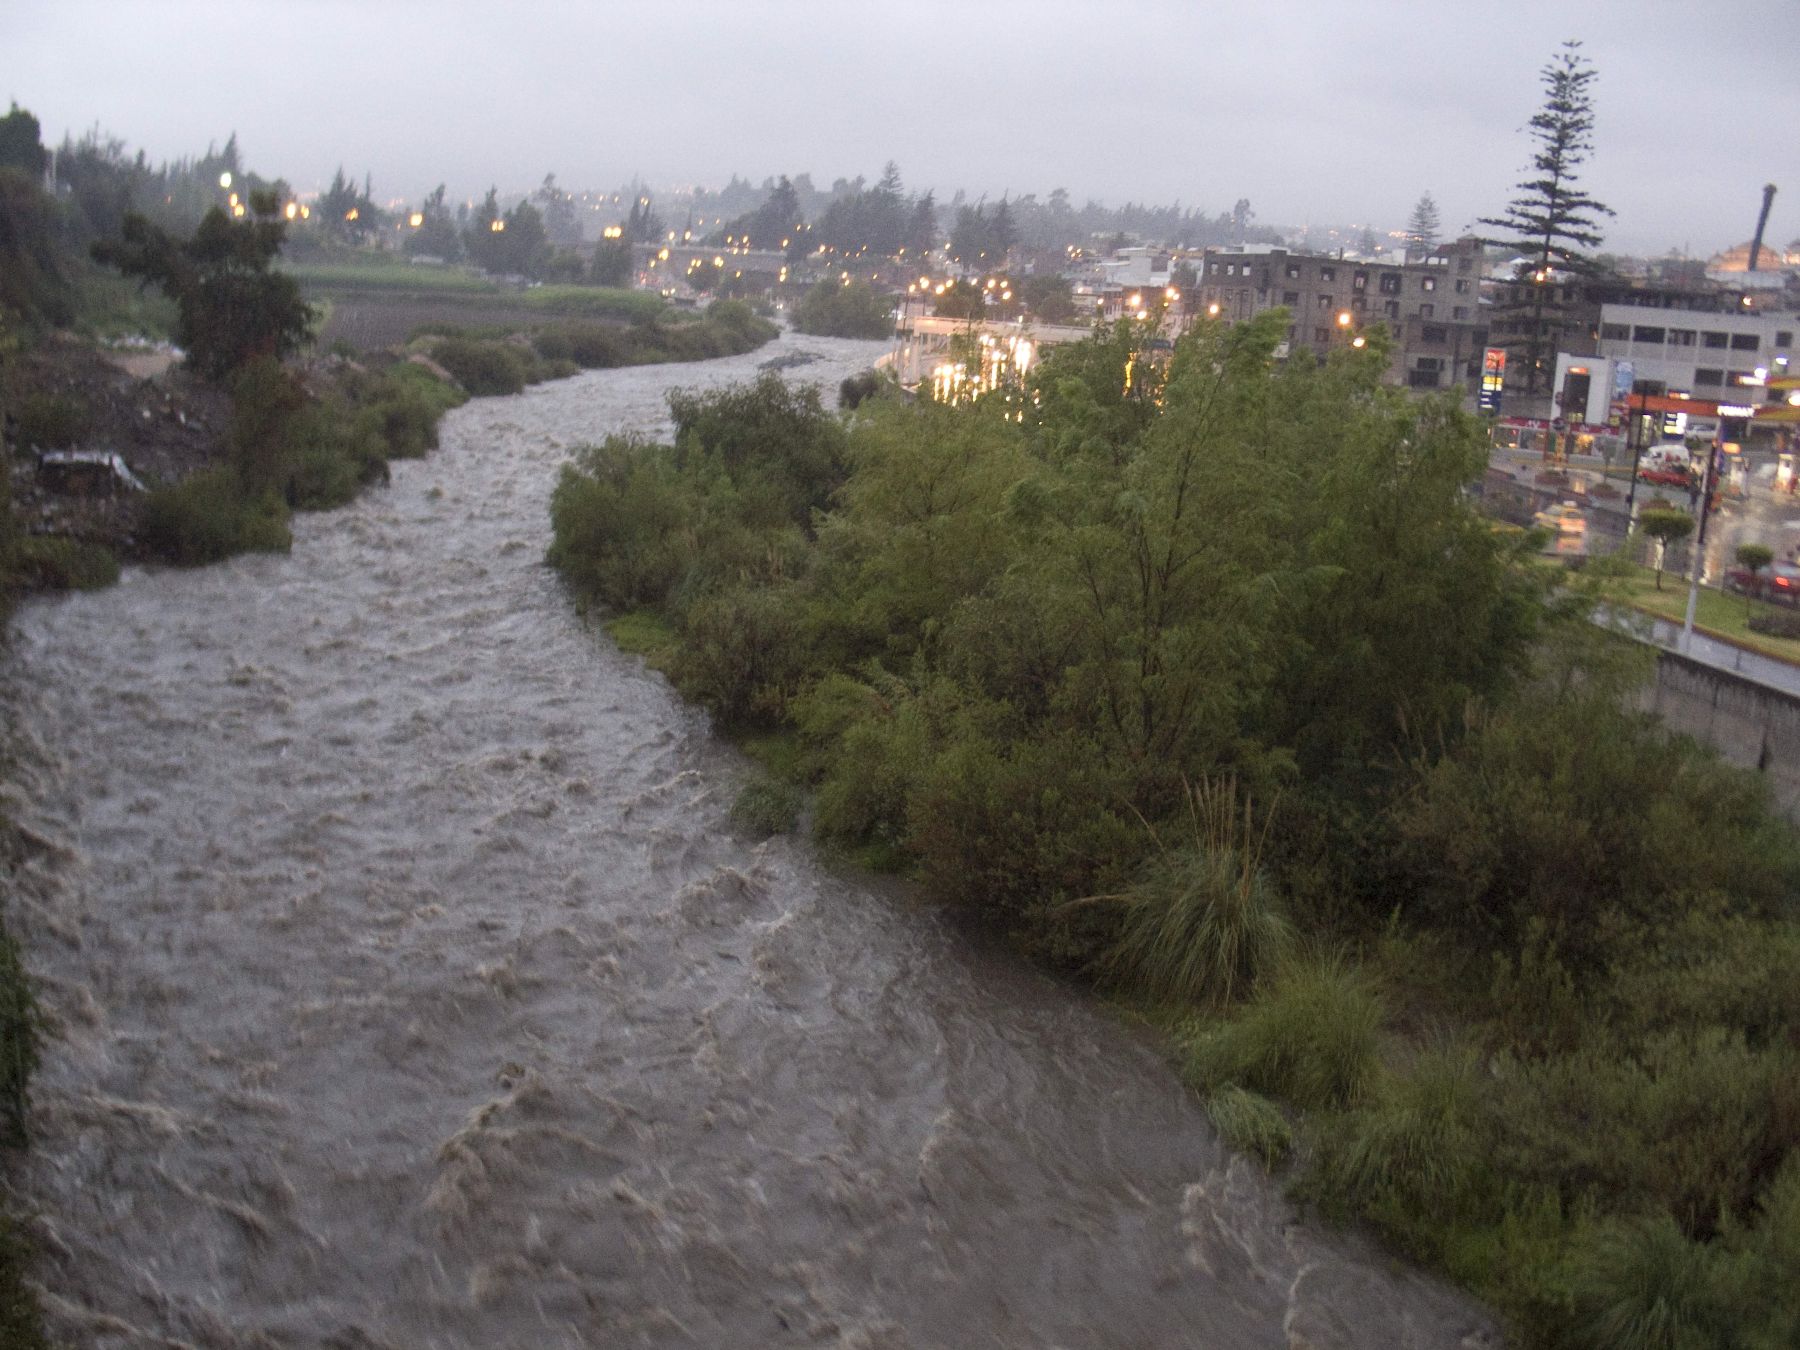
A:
[[2, 332, 1498, 1348]]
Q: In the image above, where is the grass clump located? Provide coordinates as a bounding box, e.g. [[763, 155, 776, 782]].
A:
[[1189, 950, 1384, 1111], [1206, 1085, 1292, 1168], [1098, 777, 1290, 1008], [729, 778, 803, 838]]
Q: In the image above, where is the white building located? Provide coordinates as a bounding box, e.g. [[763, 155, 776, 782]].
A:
[[1590, 301, 1797, 398]]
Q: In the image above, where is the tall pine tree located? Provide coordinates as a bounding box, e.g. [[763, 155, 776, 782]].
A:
[[1479, 41, 1614, 396]]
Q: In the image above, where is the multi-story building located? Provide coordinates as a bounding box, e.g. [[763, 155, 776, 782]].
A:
[[1194, 238, 1486, 392], [1588, 300, 1796, 399]]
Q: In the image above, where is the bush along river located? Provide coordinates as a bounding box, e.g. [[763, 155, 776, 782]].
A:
[[1, 332, 1498, 1348]]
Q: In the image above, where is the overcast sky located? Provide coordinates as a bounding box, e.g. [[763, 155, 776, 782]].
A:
[[6, 0, 1796, 257]]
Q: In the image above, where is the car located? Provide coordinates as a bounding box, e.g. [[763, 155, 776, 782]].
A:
[[1532, 501, 1587, 535], [1723, 560, 1800, 606], [1638, 465, 1691, 489]]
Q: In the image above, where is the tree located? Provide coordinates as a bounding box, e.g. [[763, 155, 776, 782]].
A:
[[536, 172, 582, 249], [1405, 191, 1440, 255], [933, 279, 986, 321], [791, 279, 893, 339], [404, 184, 462, 262], [720, 175, 802, 251], [1735, 541, 1775, 614], [0, 166, 73, 327], [1479, 41, 1615, 396], [623, 195, 664, 245], [1639, 509, 1694, 590], [0, 104, 46, 178], [93, 189, 315, 380]]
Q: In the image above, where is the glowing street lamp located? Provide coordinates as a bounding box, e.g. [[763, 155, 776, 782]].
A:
[[218, 171, 232, 190]]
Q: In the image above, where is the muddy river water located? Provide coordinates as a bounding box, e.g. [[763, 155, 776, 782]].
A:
[[3, 333, 1497, 1348]]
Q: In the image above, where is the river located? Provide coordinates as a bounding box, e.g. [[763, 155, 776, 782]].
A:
[[3, 333, 1498, 1348]]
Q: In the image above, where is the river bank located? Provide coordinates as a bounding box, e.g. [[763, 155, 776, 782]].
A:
[[1, 332, 1498, 1347]]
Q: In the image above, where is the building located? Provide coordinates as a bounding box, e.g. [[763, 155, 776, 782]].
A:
[[1588, 301, 1797, 400], [1194, 238, 1486, 392]]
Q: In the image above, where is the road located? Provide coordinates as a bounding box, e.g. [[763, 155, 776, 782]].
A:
[[1486, 446, 1800, 580]]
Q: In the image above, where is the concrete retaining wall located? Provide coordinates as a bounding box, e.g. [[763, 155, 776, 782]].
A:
[[1644, 649, 1800, 818]]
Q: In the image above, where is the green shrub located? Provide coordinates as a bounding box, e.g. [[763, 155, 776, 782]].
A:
[[729, 778, 802, 837], [430, 337, 530, 396], [10, 536, 119, 591], [283, 402, 389, 509], [534, 322, 629, 368], [1190, 950, 1384, 1111], [355, 384, 442, 459], [669, 583, 804, 728], [13, 392, 86, 450], [905, 724, 1140, 959], [546, 438, 695, 610], [1206, 1085, 1292, 1168], [1394, 682, 1800, 970], [138, 468, 291, 565], [1489, 1028, 1799, 1239]]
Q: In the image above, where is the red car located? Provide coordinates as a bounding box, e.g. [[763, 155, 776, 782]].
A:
[[1638, 466, 1691, 488], [1723, 561, 1800, 606]]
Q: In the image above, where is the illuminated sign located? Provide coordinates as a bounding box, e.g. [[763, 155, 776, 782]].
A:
[[1478, 347, 1506, 412]]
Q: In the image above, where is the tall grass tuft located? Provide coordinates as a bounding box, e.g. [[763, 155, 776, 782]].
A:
[[1190, 948, 1384, 1111], [1568, 1215, 1730, 1350], [1304, 1043, 1491, 1234], [1206, 1085, 1292, 1168], [1098, 776, 1291, 1008]]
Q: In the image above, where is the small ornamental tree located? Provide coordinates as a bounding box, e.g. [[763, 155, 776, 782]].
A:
[[1735, 541, 1775, 613], [1640, 509, 1695, 590], [93, 189, 314, 381]]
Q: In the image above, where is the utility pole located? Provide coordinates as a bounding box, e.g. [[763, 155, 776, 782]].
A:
[[1622, 389, 1649, 521], [1679, 433, 1722, 653]]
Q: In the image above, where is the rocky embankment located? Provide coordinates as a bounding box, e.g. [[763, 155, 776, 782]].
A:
[[5, 336, 230, 557]]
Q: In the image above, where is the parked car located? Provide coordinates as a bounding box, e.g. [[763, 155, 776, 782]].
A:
[[1723, 560, 1800, 606]]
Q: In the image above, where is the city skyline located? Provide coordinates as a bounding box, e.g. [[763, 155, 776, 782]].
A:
[[5, 0, 1796, 258]]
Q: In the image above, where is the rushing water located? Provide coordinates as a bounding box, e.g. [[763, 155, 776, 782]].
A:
[[3, 334, 1498, 1348]]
